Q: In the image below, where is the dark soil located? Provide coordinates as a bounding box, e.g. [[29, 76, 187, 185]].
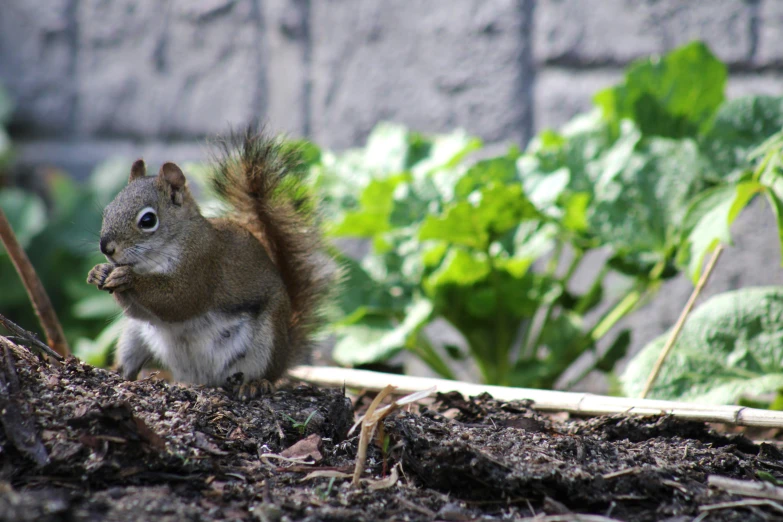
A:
[[3, 343, 783, 522]]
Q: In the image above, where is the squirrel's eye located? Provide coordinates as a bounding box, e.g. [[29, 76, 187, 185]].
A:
[[135, 207, 159, 232]]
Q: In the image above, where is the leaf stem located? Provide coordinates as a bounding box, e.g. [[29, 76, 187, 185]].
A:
[[560, 283, 646, 390], [640, 244, 724, 398], [587, 285, 644, 343], [519, 239, 569, 360], [574, 263, 609, 315], [546, 240, 564, 276], [485, 241, 511, 383], [520, 247, 584, 362], [408, 333, 456, 380]]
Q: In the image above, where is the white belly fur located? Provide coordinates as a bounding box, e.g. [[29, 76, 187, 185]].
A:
[[133, 312, 267, 386]]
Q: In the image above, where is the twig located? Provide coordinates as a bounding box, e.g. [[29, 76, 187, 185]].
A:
[[708, 475, 783, 501], [289, 366, 783, 428], [0, 208, 70, 357], [0, 314, 62, 360], [396, 496, 436, 518], [517, 513, 620, 522], [602, 467, 642, 480], [640, 245, 723, 398], [699, 499, 783, 515]]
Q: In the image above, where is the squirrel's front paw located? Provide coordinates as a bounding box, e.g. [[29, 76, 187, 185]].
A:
[[101, 265, 134, 293], [87, 263, 114, 290]]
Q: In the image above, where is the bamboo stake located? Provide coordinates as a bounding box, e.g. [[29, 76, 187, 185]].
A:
[[289, 365, 783, 429], [708, 476, 783, 501], [640, 245, 724, 398], [0, 207, 70, 357]]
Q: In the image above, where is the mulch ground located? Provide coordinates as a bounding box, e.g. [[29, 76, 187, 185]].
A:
[[2, 342, 783, 522]]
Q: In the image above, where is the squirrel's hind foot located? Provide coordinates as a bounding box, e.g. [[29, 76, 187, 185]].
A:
[[224, 373, 276, 401]]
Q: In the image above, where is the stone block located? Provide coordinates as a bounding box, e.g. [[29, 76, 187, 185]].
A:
[[15, 139, 210, 180], [727, 72, 783, 99], [756, 0, 783, 66], [0, 1, 77, 134], [261, 0, 310, 136], [535, 0, 753, 66], [310, 0, 533, 150], [76, 0, 265, 139]]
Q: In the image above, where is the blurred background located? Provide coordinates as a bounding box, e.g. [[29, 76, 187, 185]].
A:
[[2, 1, 783, 396]]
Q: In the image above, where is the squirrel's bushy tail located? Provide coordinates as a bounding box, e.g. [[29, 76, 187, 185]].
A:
[[211, 128, 331, 354]]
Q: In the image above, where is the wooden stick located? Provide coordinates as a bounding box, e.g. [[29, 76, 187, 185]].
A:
[[708, 475, 783, 501], [0, 208, 70, 357], [508, 513, 620, 522], [640, 244, 723, 398], [289, 365, 783, 428], [699, 499, 783, 515]]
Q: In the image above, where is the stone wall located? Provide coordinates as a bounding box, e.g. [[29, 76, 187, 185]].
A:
[[4, 1, 781, 168], [1, 0, 536, 174], [2, 0, 783, 383]]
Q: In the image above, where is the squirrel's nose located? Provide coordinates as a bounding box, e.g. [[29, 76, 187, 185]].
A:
[[100, 237, 116, 256]]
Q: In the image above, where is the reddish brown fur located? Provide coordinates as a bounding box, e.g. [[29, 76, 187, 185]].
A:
[[211, 129, 331, 365]]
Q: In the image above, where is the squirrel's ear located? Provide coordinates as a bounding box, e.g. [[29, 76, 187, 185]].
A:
[[158, 162, 186, 205], [129, 159, 146, 182]]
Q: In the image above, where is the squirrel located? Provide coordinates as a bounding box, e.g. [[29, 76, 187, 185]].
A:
[[86, 129, 332, 394]]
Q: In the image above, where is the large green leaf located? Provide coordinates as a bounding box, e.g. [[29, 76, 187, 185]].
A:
[[455, 156, 518, 199], [420, 184, 538, 250], [622, 287, 783, 404], [521, 110, 614, 196], [595, 41, 726, 138], [73, 317, 124, 368], [702, 96, 783, 180], [329, 175, 408, 238], [0, 83, 12, 124], [590, 136, 710, 256], [766, 189, 783, 268], [411, 129, 481, 177], [679, 182, 765, 283], [424, 248, 490, 290], [0, 127, 11, 167], [521, 167, 570, 217], [0, 188, 47, 249], [332, 299, 434, 366], [328, 253, 407, 326], [596, 329, 632, 373], [73, 293, 121, 319], [363, 123, 410, 174]]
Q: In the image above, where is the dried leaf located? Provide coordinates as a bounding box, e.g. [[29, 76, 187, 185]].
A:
[[367, 463, 400, 490], [281, 434, 322, 461], [300, 470, 353, 482]]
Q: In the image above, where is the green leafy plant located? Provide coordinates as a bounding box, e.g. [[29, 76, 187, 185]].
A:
[[308, 41, 783, 388], [282, 410, 318, 435], [5, 41, 783, 397], [622, 287, 783, 404], [0, 159, 129, 366], [622, 123, 783, 404]]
